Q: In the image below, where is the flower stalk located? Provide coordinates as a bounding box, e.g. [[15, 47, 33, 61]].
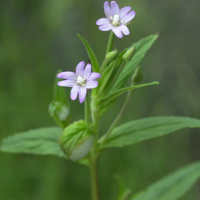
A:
[[106, 31, 115, 55]]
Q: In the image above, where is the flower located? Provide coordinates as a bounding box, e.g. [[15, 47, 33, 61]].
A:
[[57, 61, 101, 103], [96, 1, 135, 38]]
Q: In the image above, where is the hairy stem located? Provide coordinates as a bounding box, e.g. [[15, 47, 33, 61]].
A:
[[90, 149, 100, 200], [105, 31, 115, 55]]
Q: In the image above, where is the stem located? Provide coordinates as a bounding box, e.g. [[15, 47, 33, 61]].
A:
[[102, 85, 135, 142], [105, 31, 115, 55], [90, 150, 100, 200], [90, 97, 101, 200], [85, 92, 90, 128]]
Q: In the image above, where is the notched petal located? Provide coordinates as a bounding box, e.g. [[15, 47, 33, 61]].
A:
[[85, 81, 98, 89], [88, 72, 101, 81]]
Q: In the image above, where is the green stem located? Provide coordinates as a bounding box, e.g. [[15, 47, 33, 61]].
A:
[[90, 97, 101, 200], [85, 92, 90, 128], [90, 149, 100, 200], [102, 84, 135, 142], [105, 31, 115, 55]]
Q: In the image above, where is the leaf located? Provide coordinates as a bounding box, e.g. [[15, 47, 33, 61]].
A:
[[0, 127, 66, 158], [78, 34, 100, 72], [130, 161, 200, 200], [111, 34, 158, 92], [97, 81, 159, 105], [100, 117, 200, 148]]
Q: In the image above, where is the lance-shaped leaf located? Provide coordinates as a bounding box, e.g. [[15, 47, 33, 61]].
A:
[[78, 34, 100, 72], [97, 81, 159, 106], [100, 117, 200, 148], [130, 161, 200, 200], [0, 127, 66, 158], [111, 34, 158, 92]]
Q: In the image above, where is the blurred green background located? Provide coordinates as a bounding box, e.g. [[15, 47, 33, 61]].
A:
[[1, 0, 200, 199]]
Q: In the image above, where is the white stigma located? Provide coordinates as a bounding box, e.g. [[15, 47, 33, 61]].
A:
[[113, 15, 120, 24], [77, 76, 86, 86]]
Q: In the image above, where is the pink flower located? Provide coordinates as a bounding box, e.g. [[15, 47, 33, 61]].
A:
[[57, 61, 101, 103], [96, 1, 136, 38]]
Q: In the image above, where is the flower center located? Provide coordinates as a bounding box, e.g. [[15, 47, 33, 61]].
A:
[[111, 15, 120, 27], [77, 76, 86, 86]]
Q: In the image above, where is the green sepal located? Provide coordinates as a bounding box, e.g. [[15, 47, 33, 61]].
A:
[[49, 70, 71, 128], [59, 120, 94, 161], [130, 161, 200, 200], [77, 34, 100, 72], [111, 34, 158, 92]]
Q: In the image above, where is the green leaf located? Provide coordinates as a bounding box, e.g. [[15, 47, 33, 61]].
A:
[[130, 161, 200, 200], [97, 81, 159, 105], [111, 34, 158, 92], [0, 127, 66, 158], [100, 117, 200, 148], [78, 34, 100, 72]]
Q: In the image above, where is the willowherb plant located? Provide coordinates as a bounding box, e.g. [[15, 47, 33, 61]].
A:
[[1, 1, 200, 200]]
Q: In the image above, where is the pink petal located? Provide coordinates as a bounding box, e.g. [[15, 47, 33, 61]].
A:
[[119, 6, 131, 19], [119, 25, 130, 35], [57, 80, 76, 87], [110, 1, 119, 15], [88, 72, 101, 81], [70, 84, 80, 100], [83, 64, 91, 79], [57, 72, 76, 81], [104, 1, 112, 19], [76, 61, 85, 77], [79, 87, 87, 103], [112, 27, 123, 38], [99, 23, 113, 31], [85, 81, 98, 89], [96, 18, 110, 25], [121, 11, 135, 24]]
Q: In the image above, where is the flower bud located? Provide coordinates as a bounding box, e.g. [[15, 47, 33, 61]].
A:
[[59, 120, 93, 161], [122, 47, 135, 62], [131, 66, 143, 84], [105, 50, 118, 61]]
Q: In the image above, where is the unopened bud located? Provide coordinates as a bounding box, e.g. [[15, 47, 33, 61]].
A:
[[132, 67, 143, 84], [105, 50, 118, 61], [122, 47, 135, 62], [59, 120, 93, 161]]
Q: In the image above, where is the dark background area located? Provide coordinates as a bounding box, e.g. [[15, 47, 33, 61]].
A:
[[1, 0, 200, 199]]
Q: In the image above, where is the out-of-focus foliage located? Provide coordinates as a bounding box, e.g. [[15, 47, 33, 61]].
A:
[[0, 0, 200, 200]]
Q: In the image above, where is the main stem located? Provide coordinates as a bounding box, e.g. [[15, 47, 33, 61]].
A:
[[89, 31, 115, 200], [90, 97, 100, 200], [90, 148, 100, 200]]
